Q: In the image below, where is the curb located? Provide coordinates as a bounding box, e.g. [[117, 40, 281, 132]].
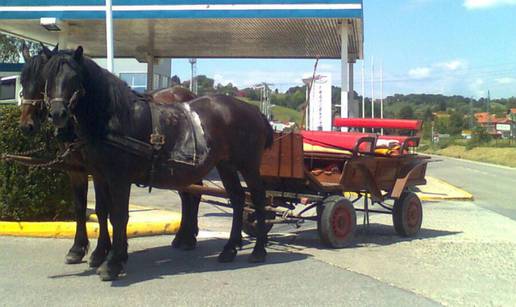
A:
[[416, 176, 474, 202], [0, 209, 181, 239]]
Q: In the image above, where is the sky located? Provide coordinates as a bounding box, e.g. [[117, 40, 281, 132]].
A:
[[171, 0, 516, 99]]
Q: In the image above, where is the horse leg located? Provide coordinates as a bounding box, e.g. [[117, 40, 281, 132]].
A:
[[216, 162, 245, 263], [97, 180, 131, 281], [89, 177, 112, 268], [172, 183, 201, 250], [65, 171, 89, 264], [240, 166, 268, 263]]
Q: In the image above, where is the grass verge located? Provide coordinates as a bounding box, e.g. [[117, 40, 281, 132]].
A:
[[420, 145, 516, 168]]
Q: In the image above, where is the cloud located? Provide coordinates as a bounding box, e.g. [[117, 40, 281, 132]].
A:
[[495, 77, 516, 84], [469, 78, 486, 98], [437, 59, 467, 71], [464, 0, 516, 9], [408, 67, 431, 79]]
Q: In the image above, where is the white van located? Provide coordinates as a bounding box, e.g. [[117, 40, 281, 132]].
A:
[[0, 75, 21, 105]]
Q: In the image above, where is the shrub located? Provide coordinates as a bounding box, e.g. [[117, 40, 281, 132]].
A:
[[0, 105, 74, 221]]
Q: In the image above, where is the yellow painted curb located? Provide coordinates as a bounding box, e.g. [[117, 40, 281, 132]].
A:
[[0, 212, 181, 239], [417, 176, 474, 202]]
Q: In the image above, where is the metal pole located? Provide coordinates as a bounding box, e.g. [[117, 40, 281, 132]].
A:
[[380, 63, 384, 135], [105, 0, 114, 73], [371, 56, 375, 120], [361, 60, 365, 132]]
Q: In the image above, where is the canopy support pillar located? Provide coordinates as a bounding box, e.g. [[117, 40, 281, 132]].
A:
[[147, 56, 155, 91], [340, 23, 349, 131]]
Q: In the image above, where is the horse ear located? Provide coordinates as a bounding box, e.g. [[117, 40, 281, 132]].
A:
[[51, 43, 59, 55], [74, 46, 84, 61], [21, 42, 31, 62], [40, 42, 53, 58]]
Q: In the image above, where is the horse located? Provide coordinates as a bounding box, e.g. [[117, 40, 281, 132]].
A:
[[43, 46, 273, 281], [19, 44, 200, 268]]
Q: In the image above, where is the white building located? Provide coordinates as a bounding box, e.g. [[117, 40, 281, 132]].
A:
[[94, 58, 172, 93]]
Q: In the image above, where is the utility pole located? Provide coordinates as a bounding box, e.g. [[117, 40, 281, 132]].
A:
[[189, 58, 197, 95], [487, 89, 491, 114], [361, 60, 365, 132], [380, 62, 384, 135], [371, 56, 375, 120]]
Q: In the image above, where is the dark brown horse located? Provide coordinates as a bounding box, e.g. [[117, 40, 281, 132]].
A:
[[43, 47, 272, 281], [19, 44, 200, 268]]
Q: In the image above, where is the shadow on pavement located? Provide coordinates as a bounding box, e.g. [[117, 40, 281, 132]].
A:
[[269, 223, 461, 250], [50, 237, 309, 286], [113, 237, 307, 287]]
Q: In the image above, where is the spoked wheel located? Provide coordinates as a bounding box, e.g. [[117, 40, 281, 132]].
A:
[[242, 202, 276, 237], [392, 191, 423, 236], [318, 196, 356, 248]]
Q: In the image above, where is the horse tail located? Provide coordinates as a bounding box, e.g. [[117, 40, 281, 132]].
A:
[[261, 114, 274, 149]]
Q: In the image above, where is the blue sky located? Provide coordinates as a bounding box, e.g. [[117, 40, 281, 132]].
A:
[[171, 0, 516, 98]]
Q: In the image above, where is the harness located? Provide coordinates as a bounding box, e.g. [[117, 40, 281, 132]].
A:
[[22, 85, 210, 191]]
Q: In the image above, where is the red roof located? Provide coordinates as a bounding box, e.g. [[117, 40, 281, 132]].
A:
[[510, 108, 516, 114], [475, 112, 513, 124]]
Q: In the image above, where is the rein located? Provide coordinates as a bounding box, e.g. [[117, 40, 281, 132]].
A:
[[1, 140, 85, 171]]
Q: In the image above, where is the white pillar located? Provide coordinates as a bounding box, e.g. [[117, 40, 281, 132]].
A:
[[348, 62, 358, 118], [105, 0, 114, 73], [340, 23, 349, 131]]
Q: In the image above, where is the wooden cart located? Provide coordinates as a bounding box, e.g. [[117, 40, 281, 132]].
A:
[[185, 130, 430, 248]]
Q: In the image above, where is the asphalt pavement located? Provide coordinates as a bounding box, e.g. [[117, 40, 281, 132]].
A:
[[426, 155, 516, 220], [1, 157, 515, 306]]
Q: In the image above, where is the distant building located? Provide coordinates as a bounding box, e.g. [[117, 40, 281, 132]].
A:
[[474, 111, 514, 138], [0, 63, 23, 105], [94, 58, 172, 93]]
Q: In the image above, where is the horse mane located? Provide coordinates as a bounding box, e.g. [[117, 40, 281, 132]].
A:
[[20, 51, 46, 85], [44, 50, 150, 139]]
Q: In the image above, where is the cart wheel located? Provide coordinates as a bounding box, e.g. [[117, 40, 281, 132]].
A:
[[392, 192, 422, 237], [317, 195, 342, 237], [242, 207, 275, 237], [318, 197, 356, 248]]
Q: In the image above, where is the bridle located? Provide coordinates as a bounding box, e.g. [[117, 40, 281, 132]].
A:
[[20, 92, 46, 111], [43, 80, 84, 111]]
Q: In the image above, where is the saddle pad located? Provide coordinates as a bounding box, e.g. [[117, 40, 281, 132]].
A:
[[168, 103, 209, 166]]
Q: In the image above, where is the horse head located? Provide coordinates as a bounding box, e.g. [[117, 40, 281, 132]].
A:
[[19, 42, 58, 134], [44, 46, 86, 129]]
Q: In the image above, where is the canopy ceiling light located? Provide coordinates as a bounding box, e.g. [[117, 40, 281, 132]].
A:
[[40, 17, 61, 31]]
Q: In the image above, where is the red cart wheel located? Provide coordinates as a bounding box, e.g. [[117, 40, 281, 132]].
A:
[[318, 197, 356, 248], [392, 192, 423, 237]]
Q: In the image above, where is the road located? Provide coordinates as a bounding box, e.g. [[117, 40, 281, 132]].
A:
[[1, 157, 515, 306], [426, 155, 516, 220]]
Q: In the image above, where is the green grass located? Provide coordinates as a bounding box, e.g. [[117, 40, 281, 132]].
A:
[[420, 145, 516, 168], [238, 98, 302, 124]]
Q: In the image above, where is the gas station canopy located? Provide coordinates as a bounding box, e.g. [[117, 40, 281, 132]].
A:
[[0, 0, 363, 60]]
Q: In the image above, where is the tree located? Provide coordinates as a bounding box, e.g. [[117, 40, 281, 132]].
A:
[[448, 110, 465, 135], [398, 105, 415, 119], [0, 33, 39, 63]]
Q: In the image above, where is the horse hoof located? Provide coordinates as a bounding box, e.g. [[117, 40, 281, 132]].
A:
[[248, 249, 267, 263], [171, 236, 183, 249], [89, 251, 107, 268], [218, 248, 237, 263], [97, 261, 124, 281], [65, 250, 85, 264]]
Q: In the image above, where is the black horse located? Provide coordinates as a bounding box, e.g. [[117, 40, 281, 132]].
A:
[[18, 44, 103, 265], [43, 47, 273, 281], [19, 44, 199, 268]]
